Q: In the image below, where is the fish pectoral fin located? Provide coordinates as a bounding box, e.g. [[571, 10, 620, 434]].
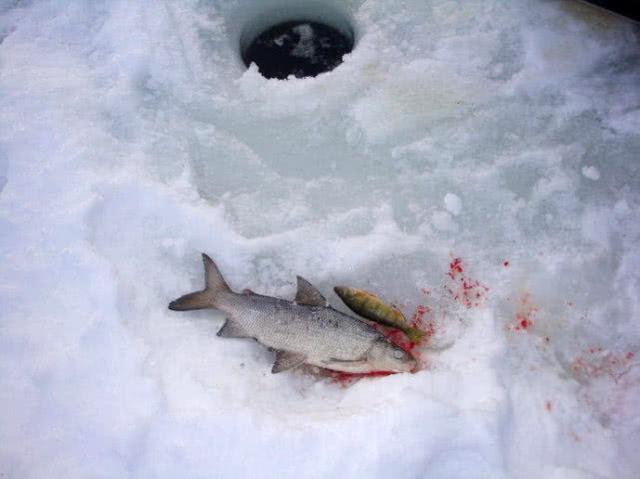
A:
[[217, 320, 251, 339], [272, 351, 307, 374], [294, 276, 327, 306]]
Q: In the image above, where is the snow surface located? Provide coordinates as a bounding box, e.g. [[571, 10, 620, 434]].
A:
[[1, 0, 639, 477]]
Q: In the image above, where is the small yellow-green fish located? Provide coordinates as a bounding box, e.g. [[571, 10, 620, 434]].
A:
[[333, 286, 425, 343]]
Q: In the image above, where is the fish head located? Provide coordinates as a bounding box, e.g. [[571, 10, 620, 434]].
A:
[[367, 338, 417, 373]]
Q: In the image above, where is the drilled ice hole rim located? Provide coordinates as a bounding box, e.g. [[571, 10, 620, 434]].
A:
[[238, 2, 356, 79]]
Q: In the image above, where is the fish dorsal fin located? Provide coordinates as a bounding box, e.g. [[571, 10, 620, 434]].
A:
[[272, 351, 306, 374], [295, 276, 327, 306]]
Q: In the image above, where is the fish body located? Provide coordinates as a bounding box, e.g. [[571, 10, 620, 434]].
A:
[[169, 254, 416, 374], [333, 286, 425, 343]]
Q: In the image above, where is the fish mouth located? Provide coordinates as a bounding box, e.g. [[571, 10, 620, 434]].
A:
[[402, 357, 419, 373], [383, 355, 418, 374], [408, 359, 419, 373], [333, 286, 348, 296], [394, 350, 419, 373]]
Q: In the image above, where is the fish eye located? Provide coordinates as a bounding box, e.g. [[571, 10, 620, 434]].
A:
[[393, 349, 405, 359]]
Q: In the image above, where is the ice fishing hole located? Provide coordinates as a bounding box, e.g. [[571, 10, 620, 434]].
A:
[[241, 20, 354, 79]]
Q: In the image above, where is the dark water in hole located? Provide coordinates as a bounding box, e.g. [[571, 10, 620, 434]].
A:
[[582, 1, 640, 21], [242, 21, 353, 79]]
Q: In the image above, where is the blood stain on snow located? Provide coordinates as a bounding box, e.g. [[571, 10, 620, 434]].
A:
[[448, 257, 464, 279], [328, 370, 396, 387], [503, 260, 510, 267], [571, 347, 636, 382], [410, 304, 431, 332], [367, 301, 439, 375], [411, 305, 436, 342], [508, 294, 539, 333], [444, 257, 489, 308], [326, 302, 435, 388], [378, 325, 416, 353], [371, 305, 432, 357], [545, 400, 553, 412], [325, 287, 443, 387], [309, 309, 437, 387]]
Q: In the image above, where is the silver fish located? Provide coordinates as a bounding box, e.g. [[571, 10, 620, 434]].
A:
[[169, 254, 417, 374]]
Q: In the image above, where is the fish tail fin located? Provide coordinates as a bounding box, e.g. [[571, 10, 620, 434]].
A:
[[405, 327, 426, 344], [168, 253, 232, 311], [201, 253, 231, 294]]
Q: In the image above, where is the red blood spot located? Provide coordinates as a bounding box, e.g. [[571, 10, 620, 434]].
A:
[[371, 303, 433, 358], [448, 257, 464, 279], [378, 326, 416, 353], [364, 303, 436, 374], [444, 257, 488, 308], [545, 336, 550, 343], [411, 304, 430, 328], [328, 370, 396, 387], [545, 400, 553, 412], [571, 347, 635, 382], [503, 261, 510, 267], [509, 294, 539, 333]]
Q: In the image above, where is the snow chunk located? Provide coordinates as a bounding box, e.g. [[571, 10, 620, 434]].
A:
[[444, 193, 462, 216], [582, 165, 601, 181]]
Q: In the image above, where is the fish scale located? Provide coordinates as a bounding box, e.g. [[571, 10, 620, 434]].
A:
[[220, 294, 376, 364]]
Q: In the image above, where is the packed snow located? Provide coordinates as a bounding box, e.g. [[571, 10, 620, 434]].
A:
[[1, 0, 639, 477]]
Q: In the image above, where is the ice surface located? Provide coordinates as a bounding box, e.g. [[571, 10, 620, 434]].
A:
[[1, 0, 639, 478]]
